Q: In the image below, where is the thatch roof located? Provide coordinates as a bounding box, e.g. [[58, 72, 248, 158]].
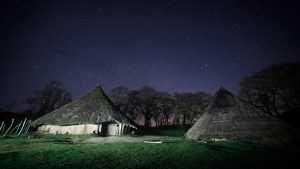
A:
[[32, 85, 136, 128], [185, 87, 293, 144]]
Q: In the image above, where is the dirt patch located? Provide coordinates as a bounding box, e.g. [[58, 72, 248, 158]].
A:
[[84, 136, 182, 143]]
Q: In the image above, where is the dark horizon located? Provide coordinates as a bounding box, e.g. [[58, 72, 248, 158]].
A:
[[1, 0, 299, 111]]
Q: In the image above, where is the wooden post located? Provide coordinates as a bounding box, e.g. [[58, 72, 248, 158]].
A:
[[15, 121, 22, 134], [97, 115, 101, 135], [3, 119, 14, 137], [24, 119, 31, 134], [10, 123, 21, 134], [24, 120, 29, 133], [0, 121, 4, 133], [18, 118, 27, 136], [1, 124, 5, 133], [24, 120, 32, 134]]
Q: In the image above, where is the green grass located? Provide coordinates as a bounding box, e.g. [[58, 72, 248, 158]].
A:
[[0, 134, 299, 169], [0, 134, 92, 145], [136, 126, 186, 137]]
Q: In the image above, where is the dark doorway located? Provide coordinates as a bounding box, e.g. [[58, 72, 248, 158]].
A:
[[100, 122, 109, 136]]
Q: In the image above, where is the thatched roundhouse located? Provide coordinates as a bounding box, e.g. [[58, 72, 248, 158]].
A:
[[185, 87, 293, 144], [31, 85, 136, 136]]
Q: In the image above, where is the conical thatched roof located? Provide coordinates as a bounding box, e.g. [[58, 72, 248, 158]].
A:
[[185, 87, 293, 144], [32, 85, 136, 128]]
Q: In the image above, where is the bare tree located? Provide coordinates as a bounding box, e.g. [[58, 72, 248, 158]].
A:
[[151, 92, 174, 126], [126, 90, 143, 123], [109, 85, 212, 127], [2, 101, 16, 112], [24, 80, 72, 119], [134, 87, 157, 127], [110, 86, 130, 114], [239, 62, 300, 116], [110, 86, 141, 123], [174, 92, 211, 126]]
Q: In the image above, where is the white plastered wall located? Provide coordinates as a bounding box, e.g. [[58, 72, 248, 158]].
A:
[[38, 122, 134, 135], [107, 123, 121, 135], [37, 124, 98, 135]]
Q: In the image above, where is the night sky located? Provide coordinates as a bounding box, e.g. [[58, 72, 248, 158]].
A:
[[0, 0, 299, 110]]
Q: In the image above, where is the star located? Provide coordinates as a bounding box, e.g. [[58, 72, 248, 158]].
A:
[[0, 0, 298, 112], [33, 65, 39, 70]]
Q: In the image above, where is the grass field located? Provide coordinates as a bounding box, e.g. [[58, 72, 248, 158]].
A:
[[0, 129, 299, 169]]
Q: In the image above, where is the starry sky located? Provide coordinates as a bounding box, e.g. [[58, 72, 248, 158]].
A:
[[0, 0, 299, 110]]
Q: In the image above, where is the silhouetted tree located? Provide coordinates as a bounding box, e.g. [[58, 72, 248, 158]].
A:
[[239, 62, 300, 116], [24, 81, 72, 119], [174, 92, 211, 126], [0, 101, 16, 112], [149, 91, 174, 127], [134, 87, 158, 127], [110, 86, 141, 123], [157, 92, 174, 126], [118, 87, 174, 127], [109, 85, 211, 127], [110, 86, 130, 114]]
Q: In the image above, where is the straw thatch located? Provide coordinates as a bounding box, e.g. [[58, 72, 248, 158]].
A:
[[31, 85, 135, 128], [185, 87, 293, 144]]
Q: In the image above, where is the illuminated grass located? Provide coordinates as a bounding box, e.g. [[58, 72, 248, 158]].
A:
[[0, 135, 298, 169], [136, 126, 186, 137]]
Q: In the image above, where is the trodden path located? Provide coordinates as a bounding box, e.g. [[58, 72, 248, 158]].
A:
[[84, 136, 182, 143]]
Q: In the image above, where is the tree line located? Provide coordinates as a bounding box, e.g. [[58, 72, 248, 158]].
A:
[[3, 80, 211, 127], [1, 62, 299, 127], [239, 62, 300, 126], [109, 86, 211, 127]]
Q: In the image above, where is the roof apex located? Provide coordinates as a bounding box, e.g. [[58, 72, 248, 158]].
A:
[[215, 86, 232, 95], [205, 87, 236, 112]]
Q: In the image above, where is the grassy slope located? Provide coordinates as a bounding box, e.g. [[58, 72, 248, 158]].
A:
[[135, 126, 186, 137], [0, 133, 298, 169]]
